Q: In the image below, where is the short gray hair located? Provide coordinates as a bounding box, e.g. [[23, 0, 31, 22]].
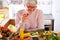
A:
[[24, 0, 37, 5]]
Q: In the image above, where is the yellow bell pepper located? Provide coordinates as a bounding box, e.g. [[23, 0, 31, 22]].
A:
[[23, 33, 30, 37], [48, 31, 52, 35], [20, 28, 30, 39]]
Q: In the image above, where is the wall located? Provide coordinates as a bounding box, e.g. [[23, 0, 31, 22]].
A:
[[9, 4, 24, 18], [37, 0, 52, 14], [52, 0, 60, 32], [9, 0, 52, 18]]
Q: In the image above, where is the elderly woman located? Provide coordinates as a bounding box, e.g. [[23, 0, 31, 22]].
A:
[[15, 0, 44, 32]]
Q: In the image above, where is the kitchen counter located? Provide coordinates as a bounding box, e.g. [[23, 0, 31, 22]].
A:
[[44, 14, 54, 20], [1, 17, 9, 26], [10, 36, 30, 40]]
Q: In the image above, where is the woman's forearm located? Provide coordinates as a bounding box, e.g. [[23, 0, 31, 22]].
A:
[[26, 28, 38, 32]]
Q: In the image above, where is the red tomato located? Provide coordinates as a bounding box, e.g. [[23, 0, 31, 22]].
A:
[[45, 38, 48, 40], [8, 29, 12, 34], [2, 33, 7, 37], [1, 27, 9, 31], [40, 33, 44, 37]]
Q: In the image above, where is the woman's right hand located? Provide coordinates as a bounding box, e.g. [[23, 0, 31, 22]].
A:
[[22, 14, 29, 22]]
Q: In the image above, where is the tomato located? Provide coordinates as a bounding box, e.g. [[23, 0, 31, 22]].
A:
[[45, 38, 48, 40], [7, 29, 12, 34], [1, 27, 8, 31], [40, 33, 44, 37], [2, 33, 7, 37]]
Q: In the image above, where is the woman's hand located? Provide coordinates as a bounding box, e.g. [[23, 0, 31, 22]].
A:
[[26, 28, 38, 32], [22, 14, 29, 22]]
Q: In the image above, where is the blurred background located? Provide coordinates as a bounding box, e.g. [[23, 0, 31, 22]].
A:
[[0, 0, 60, 32]]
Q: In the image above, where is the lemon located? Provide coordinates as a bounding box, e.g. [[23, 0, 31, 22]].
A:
[[0, 14, 5, 19]]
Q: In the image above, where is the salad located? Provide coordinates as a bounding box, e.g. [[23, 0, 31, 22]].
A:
[[30, 30, 60, 40]]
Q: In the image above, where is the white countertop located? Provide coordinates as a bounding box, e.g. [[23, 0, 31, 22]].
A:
[[1, 17, 10, 26], [44, 14, 54, 20]]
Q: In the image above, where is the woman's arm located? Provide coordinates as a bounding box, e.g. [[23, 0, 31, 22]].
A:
[[15, 10, 25, 30], [15, 11, 21, 30], [25, 28, 38, 32], [37, 10, 44, 30], [15, 10, 27, 31]]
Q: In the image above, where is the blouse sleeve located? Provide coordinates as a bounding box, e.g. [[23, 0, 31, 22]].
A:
[[37, 10, 44, 29], [15, 11, 22, 30], [15, 10, 26, 31]]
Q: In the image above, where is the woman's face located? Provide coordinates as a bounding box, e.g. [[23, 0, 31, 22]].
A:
[[26, 3, 37, 12]]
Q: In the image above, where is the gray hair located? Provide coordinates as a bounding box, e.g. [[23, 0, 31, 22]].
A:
[[24, 0, 37, 5]]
